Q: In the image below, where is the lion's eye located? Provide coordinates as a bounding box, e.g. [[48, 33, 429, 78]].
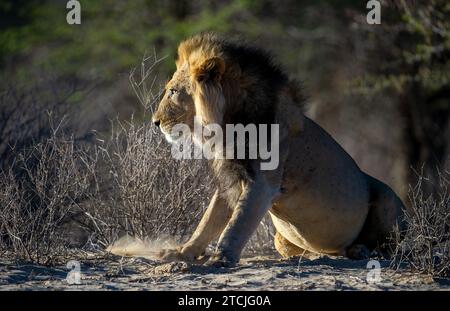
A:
[[168, 88, 178, 97]]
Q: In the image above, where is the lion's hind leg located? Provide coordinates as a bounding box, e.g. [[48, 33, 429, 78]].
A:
[[350, 174, 406, 258], [274, 231, 310, 258]]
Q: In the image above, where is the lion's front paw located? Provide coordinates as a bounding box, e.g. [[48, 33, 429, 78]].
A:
[[158, 247, 185, 262], [204, 254, 237, 268], [158, 247, 198, 262]]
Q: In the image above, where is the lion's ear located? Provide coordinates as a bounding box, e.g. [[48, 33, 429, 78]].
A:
[[191, 57, 225, 84]]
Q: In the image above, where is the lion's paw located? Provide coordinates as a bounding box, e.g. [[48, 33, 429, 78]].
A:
[[158, 247, 185, 261], [204, 254, 237, 268]]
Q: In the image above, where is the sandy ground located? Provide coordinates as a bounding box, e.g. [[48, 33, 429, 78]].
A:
[[0, 253, 449, 291]]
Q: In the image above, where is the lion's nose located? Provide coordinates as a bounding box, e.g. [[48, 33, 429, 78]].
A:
[[153, 119, 161, 127]]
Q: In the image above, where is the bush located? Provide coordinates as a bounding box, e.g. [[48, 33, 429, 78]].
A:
[[391, 171, 450, 278], [91, 119, 214, 245], [0, 128, 93, 264], [0, 116, 218, 263]]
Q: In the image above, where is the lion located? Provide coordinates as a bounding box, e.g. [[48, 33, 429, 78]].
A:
[[151, 33, 406, 267]]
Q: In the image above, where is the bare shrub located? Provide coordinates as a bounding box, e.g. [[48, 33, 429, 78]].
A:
[[0, 115, 215, 263], [0, 124, 94, 264], [391, 171, 450, 278], [85, 119, 214, 246]]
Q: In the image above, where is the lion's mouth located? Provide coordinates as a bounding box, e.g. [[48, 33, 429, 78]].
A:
[[160, 127, 176, 144], [161, 125, 192, 144]]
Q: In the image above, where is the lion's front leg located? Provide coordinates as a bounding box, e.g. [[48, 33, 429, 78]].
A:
[[206, 174, 277, 267], [159, 189, 232, 262]]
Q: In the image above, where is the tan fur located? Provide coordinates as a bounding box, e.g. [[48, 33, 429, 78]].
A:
[[274, 231, 308, 258], [151, 33, 405, 266]]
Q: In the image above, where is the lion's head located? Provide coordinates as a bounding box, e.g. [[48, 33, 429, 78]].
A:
[[152, 33, 228, 142], [152, 33, 292, 143]]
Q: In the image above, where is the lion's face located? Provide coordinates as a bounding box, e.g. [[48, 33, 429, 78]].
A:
[[152, 64, 196, 142], [153, 35, 229, 143]]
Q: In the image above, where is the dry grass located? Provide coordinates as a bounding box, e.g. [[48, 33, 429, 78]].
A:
[[391, 170, 450, 278]]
